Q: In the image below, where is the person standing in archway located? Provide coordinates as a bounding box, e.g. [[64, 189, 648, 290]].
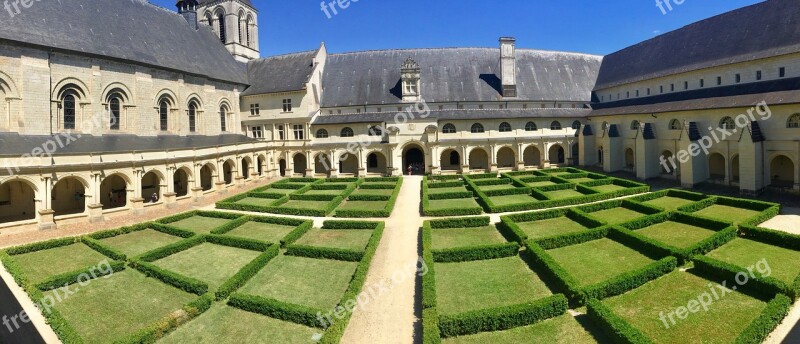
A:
[[408, 164, 413, 176]]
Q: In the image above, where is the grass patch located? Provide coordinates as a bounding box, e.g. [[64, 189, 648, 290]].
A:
[[707, 238, 800, 285], [11, 244, 110, 284], [281, 200, 333, 209], [435, 256, 553, 315], [592, 184, 627, 193], [293, 228, 373, 251], [586, 207, 648, 225], [603, 271, 767, 343], [635, 221, 717, 249], [351, 188, 395, 196], [488, 194, 539, 206], [546, 238, 655, 286], [515, 217, 590, 239], [441, 313, 600, 344], [431, 225, 507, 250], [642, 196, 696, 211], [239, 255, 358, 310], [429, 186, 469, 194], [159, 304, 318, 344], [527, 181, 557, 187], [694, 205, 761, 224], [264, 188, 297, 195], [99, 229, 183, 257], [571, 178, 601, 183], [337, 200, 388, 212], [543, 189, 585, 200], [234, 197, 277, 207], [168, 216, 233, 234], [303, 189, 344, 196], [225, 221, 297, 243], [478, 184, 515, 192], [44, 270, 197, 343], [428, 198, 480, 211], [153, 243, 261, 291]]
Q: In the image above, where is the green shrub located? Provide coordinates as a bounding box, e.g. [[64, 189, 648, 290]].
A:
[[137, 235, 205, 262], [286, 245, 364, 262], [586, 299, 653, 344], [422, 224, 437, 310], [348, 194, 391, 201], [692, 256, 795, 299], [422, 308, 442, 344], [578, 257, 676, 304], [81, 237, 127, 261], [311, 183, 349, 190], [151, 223, 197, 238], [428, 191, 474, 200], [432, 243, 520, 263], [427, 181, 464, 189], [37, 260, 126, 291], [216, 245, 280, 300], [5, 237, 77, 255], [428, 217, 490, 229], [473, 178, 512, 186], [734, 294, 792, 344], [533, 227, 610, 250], [739, 224, 800, 251], [484, 187, 532, 197], [616, 213, 737, 261], [438, 294, 568, 337], [523, 241, 581, 300], [281, 220, 314, 247], [227, 293, 325, 328], [206, 234, 272, 252], [322, 220, 382, 230], [359, 183, 396, 190], [114, 293, 215, 344], [290, 193, 338, 201], [88, 222, 152, 240], [464, 173, 498, 180], [130, 260, 208, 295]]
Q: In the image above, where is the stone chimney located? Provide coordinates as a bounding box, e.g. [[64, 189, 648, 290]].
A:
[[401, 57, 421, 102], [177, 0, 199, 30], [499, 37, 517, 97]]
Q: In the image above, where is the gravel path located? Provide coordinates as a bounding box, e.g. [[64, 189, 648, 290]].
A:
[[340, 176, 422, 344]]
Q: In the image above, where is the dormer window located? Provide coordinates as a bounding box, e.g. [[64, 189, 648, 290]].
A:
[[400, 57, 421, 102]]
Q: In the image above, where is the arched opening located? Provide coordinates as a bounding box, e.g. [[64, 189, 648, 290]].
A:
[[279, 159, 287, 177], [293, 154, 308, 176], [223, 160, 235, 185], [549, 145, 565, 164], [0, 180, 36, 223], [142, 172, 162, 204], [174, 168, 190, 197], [100, 175, 127, 209], [662, 151, 675, 175], [708, 153, 726, 181], [187, 100, 199, 133], [219, 104, 229, 132], [598, 146, 605, 166], [496, 147, 515, 168], [468, 148, 489, 171], [367, 152, 387, 174], [731, 155, 740, 182], [108, 93, 122, 130], [257, 156, 265, 176], [339, 154, 358, 175], [315, 153, 332, 176], [625, 148, 635, 169], [403, 145, 426, 175], [200, 164, 214, 191], [440, 149, 461, 171], [52, 177, 86, 216], [770, 155, 795, 188], [523, 146, 541, 167], [241, 158, 251, 180]]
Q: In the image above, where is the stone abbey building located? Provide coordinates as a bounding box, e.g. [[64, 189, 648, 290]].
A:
[[0, 0, 798, 230]]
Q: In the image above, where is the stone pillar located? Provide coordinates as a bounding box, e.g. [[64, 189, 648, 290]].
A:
[[461, 146, 471, 174], [38, 177, 56, 230], [489, 144, 498, 173], [677, 132, 708, 188], [738, 132, 765, 195], [635, 125, 660, 180], [130, 170, 145, 215], [429, 145, 440, 175], [215, 158, 227, 191], [305, 150, 314, 177], [357, 149, 367, 177], [516, 143, 526, 171]]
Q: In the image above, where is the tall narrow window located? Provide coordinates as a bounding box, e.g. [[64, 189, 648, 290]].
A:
[[218, 14, 226, 43], [220, 105, 228, 132], [282, 99, 292, 112], [277, 125, 285, 140], [109, 97, 120, 130], [159, 100, 169, 131], [780, 67, 786, 78], [237, 17, 243, 43], [63, 94, 76, 130], [245, 18, 252, 47], [756, 71, 762, 81], [293, 124, 304, 140], [717, 76, 722, 85], [735, 74, 742, 83], [188, 102, 197, 133]]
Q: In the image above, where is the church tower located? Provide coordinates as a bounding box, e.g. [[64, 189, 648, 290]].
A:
[[185, 0, 260, 62]]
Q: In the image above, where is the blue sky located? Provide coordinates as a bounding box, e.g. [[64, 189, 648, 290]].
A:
[[153, 0, 762, 57]]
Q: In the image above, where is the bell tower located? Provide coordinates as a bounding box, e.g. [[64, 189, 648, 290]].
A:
[[191, 0, 260, 62]]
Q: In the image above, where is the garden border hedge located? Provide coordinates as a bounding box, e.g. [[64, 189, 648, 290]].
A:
[[437, 294, 569, 338], [586, 298, 653, 344]]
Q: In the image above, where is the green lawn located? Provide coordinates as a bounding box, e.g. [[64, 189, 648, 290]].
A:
[[99, 229, 183, 257], [546, 238, 655, 286], [707, 238, 800, 284], [225, 221, 297, 243], [527, 181, 557, 187], [428, 186, 469, 194], [293, 228, 373, 251], [442, 313, 601, 344], [543, 189, 586, 200], [44, 270, 197, 343], [428, 198, 480, 211], [592, 184, 627, 193], [263, 187, 297, 195], [431, 226, 507, 250], [11, 244, 111, 283], [153, 243, 261, 290], [281, 200, 333, 209], [435, 256, 553, 315], [693, 205, 761, 224], [352, 188, 395, 196], [303, 189, 345, 196], [337, 200, 388, 211], [571, 177, 601, 183], [168, 216, 233, 234], [234, 197, 277, 207], [239, 255, 358, 310], [516, 216, 590, 239], [603, 271, 767, 343], [159, 305, 319, 344], [478, 184, 515, 191], [635, 221, 717, 249], [488, 194, 538, 206], [586, 207, 647, 225], [643, 196, 696, 211]]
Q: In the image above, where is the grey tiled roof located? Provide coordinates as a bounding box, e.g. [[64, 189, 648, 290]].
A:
[[0, 133, 257, 156], [242, 50, 317, 96], [595, 0, 800, 90], [588, 90, 800, 116], [0, 0, 248, 85], [320, 48, 602, 107], [312, 109, 590, 125]]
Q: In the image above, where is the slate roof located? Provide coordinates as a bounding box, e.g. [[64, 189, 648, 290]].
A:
[[312, 109, 589, 125], [595, 0, 800, 90], [320, 48, 602, 107], [588, 90, 800, 117], [242, 50, 318, 96], [0, 133, 257, 156], [0, 0, 248, 85]]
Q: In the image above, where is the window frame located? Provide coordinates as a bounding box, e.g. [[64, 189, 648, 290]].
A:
[[316, 129, 329, 138], [341, 127, 354, 138], [442, 123, 456, 134], [525, 122, 537, 131], [550, 121, 562, 130], [498, 122, 512, 133], [470, 123, 485, 134]]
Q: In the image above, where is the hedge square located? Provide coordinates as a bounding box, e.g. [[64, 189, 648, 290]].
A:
[[99, 228, 184, 257], [293, 228, 373, 251], [441, 313, 601, 344], [707, 238, 800, 285], [336, 200, 388, 212], [692, 204, 761, 224], [152, 243, 262, 290], [352, 188, 396, 196], [225, 221, 298, 243], [546, 238, 655, 286], [542, 189, 586, 200], [430, 225, 507, 250], [634, 221, 718, 249], [642, 196, 696, 211], [488, 194, 539, 206], [10, 243, 111, 284], [234, 197, 277, 207], [428, 198, 481, 211], [168, 216, 234, 234], [281, 200, 334, 209], [515, 216, 591, 239], [585, 207, 648, 225]]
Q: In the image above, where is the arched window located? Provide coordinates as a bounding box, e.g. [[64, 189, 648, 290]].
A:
[[188, 101, 198, 132], [341, 127, 354, 137], [499, 122, 512, 132], [237, 14, 243, 43], [219, 105, 228, 132], [159, 99, 169, 131], [217, 13, 226, 43], [719, 117, 735, 130], [571, 121, 581, 130], [669, 119, 681, 130], [62, 93, 76, 130], [449, 151, 459, 165], [368, 154, 378, 168], [471, 123, 484, 133], [550, 121, 562, 130], [245, 16, 253, 47], [316, 129, 329, 138], [442, 123, 456, 134], [525, 122, 537, 131], [602, 122, 610, 131], [368, 125, 382, 136], [630, 121, 640, 130], [109, 95, 121, 130], [788, 114, 800, 128]]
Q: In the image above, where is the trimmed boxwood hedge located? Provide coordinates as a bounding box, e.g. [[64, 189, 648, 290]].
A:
[[285, 245, 364, 262], [88, 222, 153, 240], [472, 178, 512, 187], [427, 180, 464, 189], [586, 298, 653, 344], [692, 255, 798, 300], [215, 244, 280, 300], [678, 196, 781, 226], [36, 260, 126, 291], [738, 224, 800, 251], [422, 178, 483, 216], [428, 217, 490, 229], [5, 237, 77, 255], [423, 307, 442, 344], [422, 223, 437, 310], [228, 293, 325, 328], [735, 294, 792, 344], [532, 227, 610, 250], [437, 294, 568, 338], [428, 191, 474, 200], [137, 235, 205, 262], [335, 178, 403, 218], [115, 293, 215, 344], [432, 243, 520, 263], [130, 260, 209, 295]]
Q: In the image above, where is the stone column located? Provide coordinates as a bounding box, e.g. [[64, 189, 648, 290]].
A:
[[489, 144, 498, 173], [38, 176, 56, 230], [164, 166, 178, 208], [516, 143, 526, 171], [87, 173, 104, 223], [130, 170, 145, 215], [579, 124, 596, 166]]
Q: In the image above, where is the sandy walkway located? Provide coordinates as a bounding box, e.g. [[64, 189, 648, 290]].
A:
[[340, 176, 422, 344]]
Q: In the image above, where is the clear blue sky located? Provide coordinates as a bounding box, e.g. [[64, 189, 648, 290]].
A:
[[152, 0, 762, 57]]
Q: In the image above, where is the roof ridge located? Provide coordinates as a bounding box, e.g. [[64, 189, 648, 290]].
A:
[[327, 47, 600, 58]]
